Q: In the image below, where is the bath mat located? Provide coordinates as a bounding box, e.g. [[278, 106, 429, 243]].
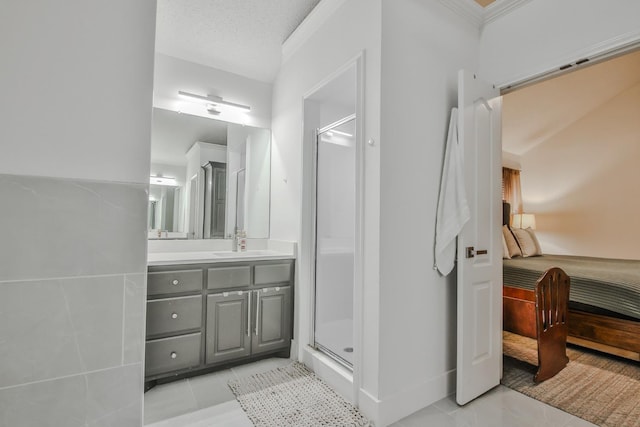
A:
[[502, 331, 640, 427], [228, 362, 371, 426]]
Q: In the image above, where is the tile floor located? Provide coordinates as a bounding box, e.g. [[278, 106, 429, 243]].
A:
[[145, 358, 597, 427], [144, 357, 291, 425]]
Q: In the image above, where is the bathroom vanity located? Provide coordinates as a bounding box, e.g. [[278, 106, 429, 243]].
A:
[[144, 251, 294, 388]]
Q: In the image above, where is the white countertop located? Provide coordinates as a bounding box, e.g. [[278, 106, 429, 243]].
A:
[[147, 249, 295, 266]]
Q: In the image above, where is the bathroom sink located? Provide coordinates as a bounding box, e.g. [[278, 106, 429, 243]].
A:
[[147, 249, 292, 266], [213, 250, 274, 257]]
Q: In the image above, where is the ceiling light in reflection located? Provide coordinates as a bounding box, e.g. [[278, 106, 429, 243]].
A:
[[150, 176, 178, 186]]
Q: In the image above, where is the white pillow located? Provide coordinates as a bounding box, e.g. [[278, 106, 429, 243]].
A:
[[512, 227, 542, 257], [526, 227, 542, 255], [502, 225, 522, 258], [502, 233, 511, 259]]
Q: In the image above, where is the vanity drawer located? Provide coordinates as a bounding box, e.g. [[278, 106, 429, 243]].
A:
[[145, 333, 201, 377], [146, 296, 202, 337], [207, 266, 251, 290], [148, 269, 202, 296], [254, 263, 292, 285]]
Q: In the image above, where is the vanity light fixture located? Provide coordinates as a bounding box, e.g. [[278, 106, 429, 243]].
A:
[[206, 105, 221, 115], [150, 176, 178, 186], [178, 90, 251, 112]]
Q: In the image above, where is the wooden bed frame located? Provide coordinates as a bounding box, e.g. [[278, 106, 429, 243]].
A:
[[501, 200, 640, 365], [504, 267, 571, 382], [504, 284, 640, 363]]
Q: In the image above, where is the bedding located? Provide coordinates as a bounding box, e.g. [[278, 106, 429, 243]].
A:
[[503, 254, 640, 320], [511, 227, 541, 257], [503, 225, 522, 258]]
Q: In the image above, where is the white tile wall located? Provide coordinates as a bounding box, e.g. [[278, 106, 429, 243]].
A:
[[0, 175, 148, 281], [0, 174, 148, 427]]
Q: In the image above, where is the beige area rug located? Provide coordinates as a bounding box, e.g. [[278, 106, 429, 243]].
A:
[[228, 362, 371, 427], [502, 331, 640, 427]]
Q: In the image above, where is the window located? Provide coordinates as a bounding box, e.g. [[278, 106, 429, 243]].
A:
[[502, 167, 522, 216]]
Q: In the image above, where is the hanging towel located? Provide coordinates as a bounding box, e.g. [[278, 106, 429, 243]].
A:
[[435, 107, 470, 276]]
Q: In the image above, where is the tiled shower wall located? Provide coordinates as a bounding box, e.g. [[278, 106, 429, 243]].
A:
[[0, 176, 149, 426]]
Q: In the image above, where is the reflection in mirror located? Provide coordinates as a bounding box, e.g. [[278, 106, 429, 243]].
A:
[[202, 161, 227, 239], [150, 108, 270, 240], [148, 184, 182, 232], [226, 123, 271, 239]]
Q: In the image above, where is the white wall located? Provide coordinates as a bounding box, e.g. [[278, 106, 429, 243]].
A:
[[154, 53, 272, 129], [246, 129, 271, 237], [479, 0, 640, 87], [520, 83, 640, 259], [273, 1, 482, 424], [271, 0, 382, 419], [150, 163, 187, 187], [376, 1, 479, 423], [0, 1, 155, 425], [0, 0, 155, 185]]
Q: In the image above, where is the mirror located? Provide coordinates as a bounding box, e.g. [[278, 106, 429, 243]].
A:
[[149, 107, 270, 240]]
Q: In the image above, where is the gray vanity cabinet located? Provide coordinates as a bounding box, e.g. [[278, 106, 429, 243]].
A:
[[145, 259, 294, 386], [145, 333, 201, 377], [252, 286, 292, 355], [206, 291, 251, 364]]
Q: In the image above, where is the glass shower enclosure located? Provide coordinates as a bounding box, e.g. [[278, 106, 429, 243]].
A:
[[313, 115, 356, 368]]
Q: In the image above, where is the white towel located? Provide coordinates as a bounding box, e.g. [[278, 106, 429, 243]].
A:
[[435, 108, 470, 276]]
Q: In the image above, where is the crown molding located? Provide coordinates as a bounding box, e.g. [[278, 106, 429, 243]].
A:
[[437, 0, 532, 29], [282, 0, 349, 65], [484, 0, 533, 25], [436, 0, 484, 29]]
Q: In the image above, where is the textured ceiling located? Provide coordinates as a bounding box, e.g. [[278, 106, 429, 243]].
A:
[[155, 0, 321, 83], [503, 50, 640, 156]]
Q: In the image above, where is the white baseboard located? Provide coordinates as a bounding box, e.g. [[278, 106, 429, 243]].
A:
[[358, 369, 456, 427], [301, 346, 355, 403]]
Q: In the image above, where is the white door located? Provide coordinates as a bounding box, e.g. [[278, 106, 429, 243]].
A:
[[456, 70, 503, 405]]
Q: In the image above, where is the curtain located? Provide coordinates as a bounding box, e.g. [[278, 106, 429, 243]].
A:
[[502, 167, 522, 215]]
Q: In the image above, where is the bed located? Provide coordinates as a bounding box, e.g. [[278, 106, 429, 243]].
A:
[[502, 205, 640, 363]]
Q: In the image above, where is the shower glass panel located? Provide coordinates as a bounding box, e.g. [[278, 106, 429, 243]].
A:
[[314, 116, 356, 368]]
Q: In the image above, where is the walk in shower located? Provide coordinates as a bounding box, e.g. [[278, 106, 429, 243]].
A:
[[314, 115, 356, 368]]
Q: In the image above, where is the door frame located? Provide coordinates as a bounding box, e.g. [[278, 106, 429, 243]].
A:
[[455, 37, 640, 405], [299, 52, 365, 404]]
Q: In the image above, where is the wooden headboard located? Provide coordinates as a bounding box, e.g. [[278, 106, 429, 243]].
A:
[[503, 201, 511, 226]]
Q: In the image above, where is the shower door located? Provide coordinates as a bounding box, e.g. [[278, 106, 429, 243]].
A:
[[314, 115, 356, 368]]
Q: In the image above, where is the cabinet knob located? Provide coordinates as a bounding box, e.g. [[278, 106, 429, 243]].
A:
[[171, 312, 178, 319], [170, 352, 178, 359], [172, 279, 179, 285]]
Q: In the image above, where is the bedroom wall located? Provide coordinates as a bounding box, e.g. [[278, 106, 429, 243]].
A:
[[519, 83, 640, 259]]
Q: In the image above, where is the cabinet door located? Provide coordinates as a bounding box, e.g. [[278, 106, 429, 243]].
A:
[[206, 292, 251, 364], [252, 286, 292, 355]]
